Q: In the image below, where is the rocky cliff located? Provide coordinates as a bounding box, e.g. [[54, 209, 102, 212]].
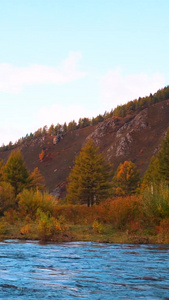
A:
[[0, 100, 169, 195]]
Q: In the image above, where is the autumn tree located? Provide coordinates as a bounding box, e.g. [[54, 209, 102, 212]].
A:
[[66, 139, 112, 207], [158, 130, 169, 182], [29, 167, 46, 191], [48, 124, 55, 135], [113, 161, 140, 196], [39, 150, 45, 161], [0, 182, 15, 215], [3, 149, 29, 196], [0, 159, 4, 181]]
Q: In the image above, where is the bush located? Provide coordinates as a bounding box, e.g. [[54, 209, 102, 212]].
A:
[[0, 222, 8, 235], [92, 220, 103, 233], [106, 197, 142, 229], [37, 210, 61, 241], [20, 224, 31, 235], [142, 182, 169, 220], [17, 189, 58, 219], [0, 182, 15, 214]]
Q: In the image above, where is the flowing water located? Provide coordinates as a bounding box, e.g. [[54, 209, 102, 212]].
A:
[[0, 240, 169, 299]]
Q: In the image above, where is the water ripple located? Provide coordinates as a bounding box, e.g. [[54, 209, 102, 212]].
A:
[[0, 241, 169, 299]]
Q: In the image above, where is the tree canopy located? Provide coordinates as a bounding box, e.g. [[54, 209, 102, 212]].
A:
[[66, 139, 112, 206], [113, 161, 140, 196], [29, 167, 46, 191], [158, 130, 169, 183], [3, 149, 29, 196]]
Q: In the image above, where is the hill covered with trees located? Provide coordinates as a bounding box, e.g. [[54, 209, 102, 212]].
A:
[[0, 86, 169, 243], [0, 86, 169, 195]]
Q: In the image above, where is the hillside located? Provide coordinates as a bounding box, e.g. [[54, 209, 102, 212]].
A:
[[0, 99, 169, 196]]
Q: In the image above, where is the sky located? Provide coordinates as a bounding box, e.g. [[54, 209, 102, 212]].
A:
[[0, 0, 169, 145]]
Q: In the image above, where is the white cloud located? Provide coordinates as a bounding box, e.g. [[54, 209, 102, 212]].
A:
[[0, 126, 25, 146], [38, 103, 94, 128], [0, 51, 86, 93], [100, 68, 166, 111]]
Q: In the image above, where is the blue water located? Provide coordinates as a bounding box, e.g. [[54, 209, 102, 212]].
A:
[[0, 241, 169, 299]]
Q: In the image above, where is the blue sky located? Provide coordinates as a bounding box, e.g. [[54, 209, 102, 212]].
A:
[[0, 0, 168, 145]]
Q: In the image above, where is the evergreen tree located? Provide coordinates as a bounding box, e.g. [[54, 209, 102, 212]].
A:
[[158, 130, 169, 182], [3, 150, 29, 196], [113, 161, 140, 196], [141, 156, 160, 188], [66, 139, 112, 206]]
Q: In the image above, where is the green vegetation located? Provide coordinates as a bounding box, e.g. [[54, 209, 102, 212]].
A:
[[3, 150, 30, 196], [66, 139, 112, 206], [0, 134, 169, 244], [158, 130, 169, 182], [1, 92, 169, 243]]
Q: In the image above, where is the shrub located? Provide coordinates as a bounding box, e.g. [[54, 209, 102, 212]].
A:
[[20, 224, 31, 235], [0, 222, 7, 235], [37, 210, 61, 241], [17, 189, 58, 219], [0, 182, 15, 214], [3, 209, 19, 224], [92, 220, 103, 233], [142, 182, 169, 220], [106, 197, 142, 229]]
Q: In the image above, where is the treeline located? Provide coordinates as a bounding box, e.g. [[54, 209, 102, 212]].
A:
[[0, 113, 111, 151], [113, 85, 169, 117], [1, 85, 169, 151], [0, 130, 169, 242]]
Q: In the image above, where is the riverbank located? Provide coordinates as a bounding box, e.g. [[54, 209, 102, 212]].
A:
[[0, 192, 169, 245], [0, 221, 168, 244]]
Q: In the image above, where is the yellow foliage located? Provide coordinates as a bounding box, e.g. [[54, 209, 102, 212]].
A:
[[92, 220, 103, 233], [20, 224, 31, 235], [0, 222, 7, 235]]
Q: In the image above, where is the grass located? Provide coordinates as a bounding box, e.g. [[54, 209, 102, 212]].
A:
[[0, 219, 168, 244], [1, 189, 169, 244]]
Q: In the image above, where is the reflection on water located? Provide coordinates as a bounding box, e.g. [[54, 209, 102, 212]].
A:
[[0, 240, 169, 299]]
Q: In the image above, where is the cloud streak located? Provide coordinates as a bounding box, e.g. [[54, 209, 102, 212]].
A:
[[0, 51, 86, 93]]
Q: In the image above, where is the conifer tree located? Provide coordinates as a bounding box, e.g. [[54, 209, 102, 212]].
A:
[[3, 149, 29, 196], [141, 156, 160, 188], [113, 161, 140, 196], [158, 130, 169, 182], [66, 139, 112, 206]]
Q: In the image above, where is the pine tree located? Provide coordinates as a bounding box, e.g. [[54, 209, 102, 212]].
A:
[[141, 156, 160, 188], [66, 139, 112, 206], [3, 149, 29, 196], [158, 130, 169, 182], [113, 161, 140, 196]]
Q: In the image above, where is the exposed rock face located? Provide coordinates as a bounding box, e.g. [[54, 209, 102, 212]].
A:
[[1, 100, 169, 193], [111, 109, 148, 158], [86, 100, 169, 175]]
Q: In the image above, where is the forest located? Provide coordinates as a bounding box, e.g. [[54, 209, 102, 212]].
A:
[[0, 126, 169, 244]]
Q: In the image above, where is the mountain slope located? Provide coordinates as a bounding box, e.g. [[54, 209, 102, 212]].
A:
[[0, 100, 169, 196]]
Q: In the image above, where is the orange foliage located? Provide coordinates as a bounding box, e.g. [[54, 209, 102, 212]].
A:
[[52, 196, 142, 229], [156, 218, 169, 234], [39, 150, 45, 161]]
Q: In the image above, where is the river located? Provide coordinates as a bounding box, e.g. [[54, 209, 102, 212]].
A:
[[0, 240, 168, 299]]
